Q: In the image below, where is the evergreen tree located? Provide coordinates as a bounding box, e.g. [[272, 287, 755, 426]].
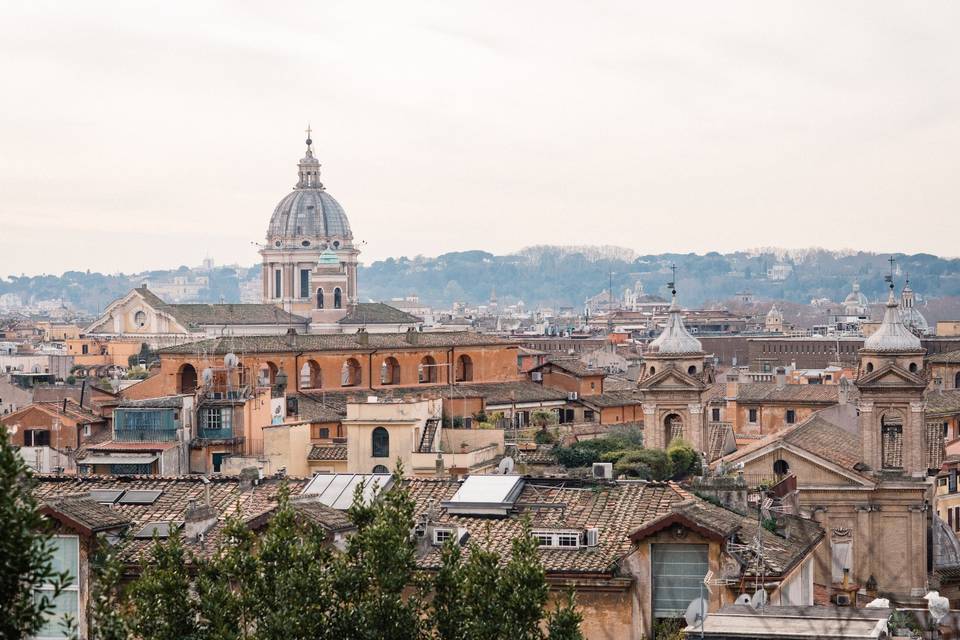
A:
[[430, 541, 467, 640], [128, 527, 201, 640], [0, 427, 72, 640], [88, 536, 130, 640], [545, 592, 584, 640], [498, 520, 549, 640]]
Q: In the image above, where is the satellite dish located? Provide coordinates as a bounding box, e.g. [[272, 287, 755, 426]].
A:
[[497, 457, 515, 475], [750, 589, 768, 609], [734, 593, 751, 605], [224, 353, 239, 368], [684, 597, 707, 629], [201, 368, 214, 385]]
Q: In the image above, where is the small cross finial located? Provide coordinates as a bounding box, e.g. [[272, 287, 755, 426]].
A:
[[305, 124, 313, 145], [667, 264, 677, 295], [885, 256, 896, 289]]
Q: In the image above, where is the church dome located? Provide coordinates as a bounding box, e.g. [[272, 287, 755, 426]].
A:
[[648, 294, 703, 355], [863, 288, 922, 352], [843, 281, 868, 311], [265, 135, 352, 246]]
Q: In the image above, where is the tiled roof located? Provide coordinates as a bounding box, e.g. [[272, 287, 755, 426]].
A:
[[84, 441, 179, 452], [929, 350, 960, 364], [293, 394, 348, 422], [531, 356, 603, 378], [925, 389, 960, 417], [137, 287, 308, 327], [245, 498, 353, 532], [32, 474, 308, 562], [308, 444, 348, 461], [928, 420, 946, 470], [42, 495, 132, 534], [157, 331, 517, 355], [733, 383, 855, 404], [579, 390, 644, 408], [405, 478, 821, 578], [117, 395, 187, 409], [602, 376, 635, 392], [707, 422, 736, 462], [338, 302, 421, 325], [297, 380, 567, 412]]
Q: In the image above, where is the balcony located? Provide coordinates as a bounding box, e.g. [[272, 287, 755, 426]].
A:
[[114, 428, 178, 442]]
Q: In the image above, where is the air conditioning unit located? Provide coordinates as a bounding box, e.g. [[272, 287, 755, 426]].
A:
[[531, 372, 543, 382], [833, 593, 851, 606], [592, 462, 613, 479], [567, 391, 578, 401], [584, 527, 599, 547]]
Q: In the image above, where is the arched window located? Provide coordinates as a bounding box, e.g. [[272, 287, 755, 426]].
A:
[[372, 427, 389, 458], [372, 464, 389, 474], [866, 362, 874, 373], [881, 413, 903, 470], [341, 358, 361, 387], [908, 362, 918, 373], [317, 288, 324, 309], [177, 364, 197, 394], [773, 459, 790, 476], [455, 354, 473, 382], [258, 362, 279, 387], [381, 357, 401, 385], [648, 366, 656, 376], [334, 287, 342, 309], [955, 371, 960, 389], [419, 355, 437, 383], [664, 413, 683, 445], [134, 310, 146, 327], [687, 365, 697, 375], [300, 360, 322, 389]]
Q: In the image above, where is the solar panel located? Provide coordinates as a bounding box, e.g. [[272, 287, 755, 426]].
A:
[[301, 473, 393, 510], [133, 521, 182, 539], [117, 489, 162, 505], [88, 489, 124, 504]]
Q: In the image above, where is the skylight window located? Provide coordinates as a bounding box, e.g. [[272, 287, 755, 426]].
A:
[[301, 473, 394, 510], [442, 475, 525, 516], [133, 521, 182, 539], [117, 489, 163, 505], [88, 489, 124, 504]]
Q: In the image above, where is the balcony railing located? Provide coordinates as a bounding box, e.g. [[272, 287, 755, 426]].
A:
[[197, 427, 237, 440], [114, 428, 178, 442]]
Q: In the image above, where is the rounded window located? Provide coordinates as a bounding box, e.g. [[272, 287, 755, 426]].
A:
[[274, 240, 282, 247], [301, 240, 311, 247], [134, 310, 146, 327], [687, 365, 697, 375], [649, 366, 655, 375], [372, 464, 389, 474], [333, 240, 341, 248], [866, 362, 874, 373], [909, 362, 918, 373], [773, 459, 789, 476]]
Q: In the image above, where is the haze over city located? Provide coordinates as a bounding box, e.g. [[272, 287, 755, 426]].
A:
[[3, 1, 960, 275]]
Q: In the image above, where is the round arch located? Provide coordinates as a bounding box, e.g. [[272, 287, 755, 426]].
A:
[[455, 354, 473, 382], [381, 357, 401, 385], [341, 358, 361, 387], [664, 412, 683, 445], [177, 363, 198, 394], [419, 355, 437, 383], [300, 360, 322, 389]]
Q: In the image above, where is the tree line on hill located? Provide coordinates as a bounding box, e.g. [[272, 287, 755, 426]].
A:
[[4, 246, 958, 315]]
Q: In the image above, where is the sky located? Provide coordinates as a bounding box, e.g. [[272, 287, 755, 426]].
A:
[[2, 1, 960, 276]]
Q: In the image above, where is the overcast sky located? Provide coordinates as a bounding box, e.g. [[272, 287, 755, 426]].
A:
[[2, 1, 959, 276]]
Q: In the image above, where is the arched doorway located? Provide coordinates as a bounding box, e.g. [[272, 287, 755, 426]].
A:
[[455, 354, 473, 382], [300, 360, 322, 389], [177, 363, 197, 394], [381, 357, 401, 385], [664, 413, 683, 445], [341, 358, 361, 387], [419, 356, 437, 383]]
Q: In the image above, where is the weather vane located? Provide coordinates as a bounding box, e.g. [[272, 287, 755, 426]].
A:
[[667, 263, 677, 295], [885, 256, 896, 290]]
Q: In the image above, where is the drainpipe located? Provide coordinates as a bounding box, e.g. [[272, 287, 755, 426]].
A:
[[293, 351, 305, 393], [368, 350, 376, 390]]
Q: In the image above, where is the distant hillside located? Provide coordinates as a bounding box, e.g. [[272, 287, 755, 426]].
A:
[[4, 247, 959, 315], [357, 247, 960, 309]]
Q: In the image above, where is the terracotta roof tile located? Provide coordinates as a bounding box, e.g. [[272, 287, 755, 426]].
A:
[[307, 444, 347, 461]]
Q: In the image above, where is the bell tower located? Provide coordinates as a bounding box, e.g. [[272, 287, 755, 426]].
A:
[[855, 263, 928, 477], [638, 276, 709, 453]]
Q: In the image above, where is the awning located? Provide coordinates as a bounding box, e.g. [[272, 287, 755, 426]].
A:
[[79, 454, 159, 466]]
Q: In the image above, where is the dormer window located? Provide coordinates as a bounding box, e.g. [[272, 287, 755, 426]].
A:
[[532, 531, 581, 548], [433, 528, 454, 545]]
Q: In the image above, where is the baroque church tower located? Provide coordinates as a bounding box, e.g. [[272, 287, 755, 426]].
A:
[[638, 289, 710, 453], [855, 278, 929, 477], [260, 129, 359, 323]]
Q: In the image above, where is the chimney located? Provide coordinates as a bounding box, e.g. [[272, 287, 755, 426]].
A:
[[405, 327, 419, 345], [725, 372, 739, 400], [435, 452, 445, 477], [286, 327, 297, 335], [775, 367, 786, 389], [356, 328, 369, 346], [239, 467, 260, 491], [184, 499, 218, 541]]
